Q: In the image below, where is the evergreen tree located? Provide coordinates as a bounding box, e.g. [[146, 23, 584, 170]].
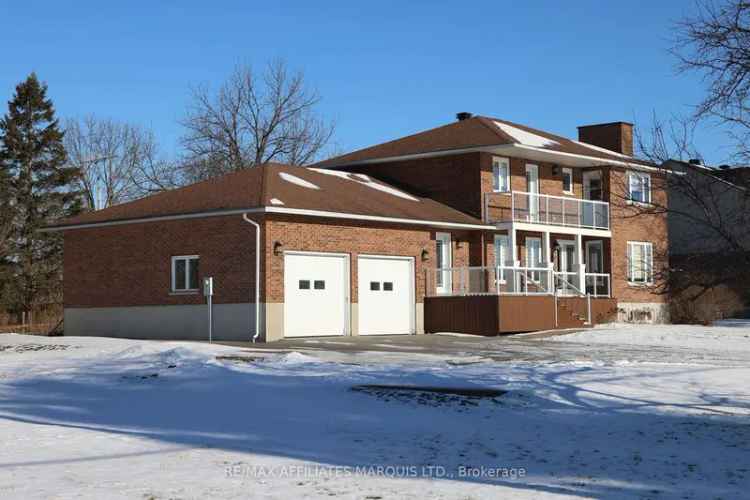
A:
[[0, 73, 81, 319]]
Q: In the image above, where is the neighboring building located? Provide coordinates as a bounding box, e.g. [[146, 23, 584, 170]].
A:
[[664, 159, 749, 320], [47, 114, 670, 342]]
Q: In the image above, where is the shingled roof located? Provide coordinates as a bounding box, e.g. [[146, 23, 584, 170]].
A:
[[315, 115, 653, 168], [48, 163, 488, 230]]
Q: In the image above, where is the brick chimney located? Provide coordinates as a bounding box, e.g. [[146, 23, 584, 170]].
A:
[[577, 121, 633, 156]]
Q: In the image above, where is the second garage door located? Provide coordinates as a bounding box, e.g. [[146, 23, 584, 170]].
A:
[[358, 255, 415, 335]]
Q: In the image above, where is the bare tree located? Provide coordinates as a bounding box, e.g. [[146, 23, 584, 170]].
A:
[[65, 116, 182, 210], [673, 0, 750, 161], [180, 60, 335, 180], [630, 115, 750, 320]]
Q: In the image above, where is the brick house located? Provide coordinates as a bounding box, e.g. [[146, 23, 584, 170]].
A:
[[47, 114, 670, 341]]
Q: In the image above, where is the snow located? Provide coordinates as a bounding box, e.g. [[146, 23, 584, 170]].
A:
[[571, 139, 634, 159], [1, 324, 749, 499], [558, 321, 750, 353], [269, 198, 285, 205], [494, 121, 560, 148], [310, 168, 420, 201], [278, 172, 320, 190]]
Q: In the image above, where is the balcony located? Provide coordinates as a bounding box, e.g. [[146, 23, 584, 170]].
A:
[[425, 266, 611, 298], [485, 191, 610, 230]]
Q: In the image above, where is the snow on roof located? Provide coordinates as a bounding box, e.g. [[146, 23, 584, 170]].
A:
[[571, 139, 632, 159], [279, 172, 320, 190], [494, 121, 560, 148], [309, 168, 420, 201], [269, 198, 285, 205]]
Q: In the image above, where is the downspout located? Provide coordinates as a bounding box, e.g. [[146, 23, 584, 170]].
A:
[[242, 213, 261, 343]]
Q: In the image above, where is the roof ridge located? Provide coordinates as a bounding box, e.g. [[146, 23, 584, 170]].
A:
[[474, 116, 518, 144]]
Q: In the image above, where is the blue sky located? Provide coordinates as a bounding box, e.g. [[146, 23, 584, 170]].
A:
[[0, 1, 732, 164]]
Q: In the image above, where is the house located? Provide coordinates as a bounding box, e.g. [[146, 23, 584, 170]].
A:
[[664, 159, 749, 320], [46, 114, 670, 341]]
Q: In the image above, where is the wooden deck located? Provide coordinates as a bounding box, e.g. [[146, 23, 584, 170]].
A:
[[424, 295, 618, 335]]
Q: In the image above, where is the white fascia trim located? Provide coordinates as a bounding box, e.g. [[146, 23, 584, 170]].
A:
[[40, 208, 267, 232], [322, 145, 514, 168], [263, 206, 494, 229], [510, 144, 664, 173], [325, 143, 668, 174], [42, 206, 495, 232], [495, 221, 612, 238]]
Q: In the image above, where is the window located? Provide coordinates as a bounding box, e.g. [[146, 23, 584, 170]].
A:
[[314, 280, 325, 290], [383, 282, 394, 291], [562, 168, 573, 194], [628, 172, 651, 204], [435, 232, 452, 293], [494, 234, 510, 283], [370, 281, 380, 291], [299, 280, 310, 290], [492, 157, 510, 192], [627, 242, 653, 284], [171, 256, 199, 292]]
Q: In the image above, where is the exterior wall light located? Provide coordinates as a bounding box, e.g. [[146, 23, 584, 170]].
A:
[[421, 249, 430, 262], [273, 241, 284, 256]]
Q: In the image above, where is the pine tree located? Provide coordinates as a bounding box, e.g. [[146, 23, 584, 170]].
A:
[[0, 73, 81, 320]]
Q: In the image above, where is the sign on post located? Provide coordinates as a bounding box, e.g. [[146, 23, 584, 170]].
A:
[[204, 277, 214, 342]]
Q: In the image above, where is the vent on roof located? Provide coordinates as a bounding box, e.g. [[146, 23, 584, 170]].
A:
[[456, 112, 473, 121], [689, 158, 703, 166]]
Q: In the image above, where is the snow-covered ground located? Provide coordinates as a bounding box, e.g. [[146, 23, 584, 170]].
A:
[[0, 324, 748, 499]]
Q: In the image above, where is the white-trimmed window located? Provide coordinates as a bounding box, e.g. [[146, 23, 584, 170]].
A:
[[171, 255, 200, 292], [628, 171, 651, 204], [627, 242, 653, 284], [494, 234, 510, 283], [492, 156, 510, 192], [562, 168, 573, 194]]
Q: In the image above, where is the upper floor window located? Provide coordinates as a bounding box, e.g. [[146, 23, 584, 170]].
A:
[[628, 171, 651, 204], [492, 157, 510, 192], [172, 255, 200, 292], [627, 242, 653, 285], [562, 168, 573, 194]]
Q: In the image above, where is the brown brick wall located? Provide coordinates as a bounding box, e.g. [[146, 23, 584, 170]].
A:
[[264, 215, 471, 302], [63, 212, 479, 310], [483, 155, 585, 222], [607, 168, 669, 303], [63, 215, 264, 308], [338, 152, 483, 218]]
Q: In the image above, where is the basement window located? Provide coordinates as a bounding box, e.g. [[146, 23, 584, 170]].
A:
[[171, 255, 200, 292]]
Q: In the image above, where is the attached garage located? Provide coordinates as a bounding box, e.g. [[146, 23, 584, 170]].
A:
[[357, 255, 415, 335], [283, 252, 350, 338]]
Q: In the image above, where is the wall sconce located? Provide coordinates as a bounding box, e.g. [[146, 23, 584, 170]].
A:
[[273, 241, 284, 256], [455, 240, 464, 250], [421, 249, 430, 262]]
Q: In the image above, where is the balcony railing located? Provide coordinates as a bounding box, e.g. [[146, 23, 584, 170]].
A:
[[485, 191, 610, 230], [426, 266, 611, 298]]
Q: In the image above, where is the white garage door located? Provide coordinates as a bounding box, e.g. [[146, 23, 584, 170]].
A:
[[284, 252, 349, 338], [358, 255, 415, 336]]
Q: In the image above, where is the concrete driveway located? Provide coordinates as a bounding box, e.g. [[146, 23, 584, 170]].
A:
[[217, 327, 749, 366]]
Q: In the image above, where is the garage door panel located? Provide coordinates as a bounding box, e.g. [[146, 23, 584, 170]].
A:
[[358, 256, 414, 335], [284, 253, 348, 337]]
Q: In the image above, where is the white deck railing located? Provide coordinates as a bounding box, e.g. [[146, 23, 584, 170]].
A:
[[485, 191, 610, 230], [426, 266, 611, 298]]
